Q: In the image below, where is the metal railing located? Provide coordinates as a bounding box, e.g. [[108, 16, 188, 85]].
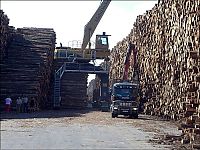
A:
[[67, 40, 95, 49], [55, 62, 66, 78], [53, 63, 66, 108], [64, 62, 108, 74]]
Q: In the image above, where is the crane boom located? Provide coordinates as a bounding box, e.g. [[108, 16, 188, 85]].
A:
[[81, 0, 111, 50], [122, 43, 137, 81]]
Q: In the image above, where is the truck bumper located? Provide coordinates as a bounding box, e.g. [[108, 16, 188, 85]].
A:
[[113, 108, 138, 115]]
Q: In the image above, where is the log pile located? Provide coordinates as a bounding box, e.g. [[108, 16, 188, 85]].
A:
[[0, 10, 14, 61], [87, 79, 96, 102], [109, 0, 199, 147], [92, 76, 101, 103], [0, 27, 56, 109], [60, 72, 88, 108], [53, 59, 88, 109]]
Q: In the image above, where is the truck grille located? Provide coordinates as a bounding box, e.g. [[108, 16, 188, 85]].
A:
[[119, 102, 132, 107]]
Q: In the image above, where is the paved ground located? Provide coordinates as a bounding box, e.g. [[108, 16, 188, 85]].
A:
[[0, 109, 184, 149]]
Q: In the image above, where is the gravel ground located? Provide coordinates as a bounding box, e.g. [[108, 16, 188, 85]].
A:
[[0, 109, 185, 149]]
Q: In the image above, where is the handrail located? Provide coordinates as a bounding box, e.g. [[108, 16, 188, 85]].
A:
[[53, 62, 66, 108], [64, 62, 109, 74], [55, 62, 66, 79]]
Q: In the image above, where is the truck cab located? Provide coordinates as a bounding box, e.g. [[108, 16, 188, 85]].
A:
[[110, 82, 139, 118]]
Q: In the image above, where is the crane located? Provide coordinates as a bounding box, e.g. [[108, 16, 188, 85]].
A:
[[53, 0, 112, 109], [82, 0, 111, 50], [54, 0, 111, 61], [81, 0, 111, 60]]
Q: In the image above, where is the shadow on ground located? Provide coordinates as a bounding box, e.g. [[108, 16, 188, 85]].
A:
[[115, 114, 170, 123], [0, 108, 98, 120]]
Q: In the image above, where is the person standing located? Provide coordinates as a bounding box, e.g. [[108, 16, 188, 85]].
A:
[[23, 96, 29, 113], [29, 97, 35, 113], [16, 97, 22, 113], [5, 96, 12, 112]]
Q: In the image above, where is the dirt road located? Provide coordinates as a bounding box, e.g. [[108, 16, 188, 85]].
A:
[[1, 109, 184, 149]]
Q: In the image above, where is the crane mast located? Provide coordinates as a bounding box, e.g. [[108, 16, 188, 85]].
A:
[[81, 0, 111, 57]]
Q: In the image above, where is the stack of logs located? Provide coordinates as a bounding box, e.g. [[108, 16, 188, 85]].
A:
[[53, 59, 88, 108], [61, 72, 88, 108], [0, 9, 14, 61], [87, 79, 96, 102], [0, 27, 56, 109], [109, 0, 199, 147], [89, 76, 101, 104]]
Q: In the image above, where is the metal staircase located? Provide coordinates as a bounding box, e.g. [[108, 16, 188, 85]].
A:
[[53, 63, 66, 108]]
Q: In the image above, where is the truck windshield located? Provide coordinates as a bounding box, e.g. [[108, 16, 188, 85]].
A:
[[113, 85, 137, 98]]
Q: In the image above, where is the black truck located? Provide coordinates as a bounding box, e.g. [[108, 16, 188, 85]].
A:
[[110, 82, 139, 119]]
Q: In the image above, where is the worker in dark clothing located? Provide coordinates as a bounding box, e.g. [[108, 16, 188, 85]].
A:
[[29, 97, 35, 113], [22, 96, 29, 113]]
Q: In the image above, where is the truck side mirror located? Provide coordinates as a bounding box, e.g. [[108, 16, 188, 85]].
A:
[[109, 88, 112, 95]]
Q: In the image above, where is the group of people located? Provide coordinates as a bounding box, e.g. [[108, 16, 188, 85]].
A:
[[4, 95, 36, 113], [16, 96, 29, 113]]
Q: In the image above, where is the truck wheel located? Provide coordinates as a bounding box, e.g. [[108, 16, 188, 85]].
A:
[[112, 113, 117, 118], [112, 113, 115, 118], [134, 114, 138, 119]]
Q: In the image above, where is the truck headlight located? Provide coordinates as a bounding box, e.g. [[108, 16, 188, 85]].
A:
[[132, 108, 138, 111], [114, 107, 118, 110]]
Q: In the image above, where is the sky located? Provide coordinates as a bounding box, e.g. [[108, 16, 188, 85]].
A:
[[1, 0, 157, 82]]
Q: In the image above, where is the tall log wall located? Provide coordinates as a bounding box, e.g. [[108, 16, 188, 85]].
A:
[[0, 27, 56, 109], [0, 9, 14, 61], [109, 0, 200, 147]]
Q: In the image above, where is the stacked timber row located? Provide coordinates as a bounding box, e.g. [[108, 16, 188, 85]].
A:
[[53, 59, 88, 108], [109, 0, 200, 147], [0, 27, 56, 109], [87, 79, 97, 102], [92, 76, 101, 103], [109, 38, 132, 86], [61, 72, 88, 108], [0, 10, 14, 61], [87, 75, 101, 107]]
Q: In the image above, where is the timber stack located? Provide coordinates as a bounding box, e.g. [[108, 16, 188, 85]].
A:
[[109, 0, 200, 147], [87, 79, 96, 102], [61, 72, 88, 108], [0, 9, 14, 61], [53, 59, 88, 108], [93, 76, 101, 104], [0, 26, 56, 109]]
